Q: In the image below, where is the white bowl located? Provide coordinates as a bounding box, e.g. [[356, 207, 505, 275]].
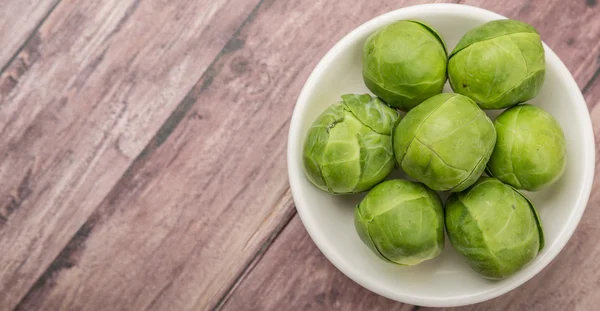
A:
[[287, 3, 595, 308]]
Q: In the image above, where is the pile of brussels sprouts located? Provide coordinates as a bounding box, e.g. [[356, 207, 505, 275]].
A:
[[303, 19, 567, 279]]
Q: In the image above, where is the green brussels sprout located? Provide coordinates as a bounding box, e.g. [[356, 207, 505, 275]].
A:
[[354, 179, 444, 265], [487, 104, 566, 191], [303, 94, 400, 194], [445, 177, 544, 279], [393, 93, 496, 192], [362, 20, 447, 111], [448, 19, 545, 109]]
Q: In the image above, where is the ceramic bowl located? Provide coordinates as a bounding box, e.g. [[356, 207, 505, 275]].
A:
[[287, 3, 595, 307]]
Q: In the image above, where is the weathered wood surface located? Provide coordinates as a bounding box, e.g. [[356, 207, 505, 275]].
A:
[[0, 0, 598, 310], [0, 0, 59, 71], [0, 0, 262, 309]]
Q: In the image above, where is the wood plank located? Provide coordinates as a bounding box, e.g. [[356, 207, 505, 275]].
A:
[[0, 0, 262, 309], [584, 67, 600, 108], [0, 0, 60, 70], [13, 0, 459, 310], [220, 1, 600, 310]]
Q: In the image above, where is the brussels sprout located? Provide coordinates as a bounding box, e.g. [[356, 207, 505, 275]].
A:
[[362, 20, 447, 111], [448, 20, 545, 109], [303, 94, 400, 194], [445, 177, 544, 279], [487, 104, 566, 191], [393, 93, 496, 192], [354, 179, 444, 265]]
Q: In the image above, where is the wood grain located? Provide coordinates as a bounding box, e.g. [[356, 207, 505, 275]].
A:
[[0, 0, 262, 309], [584, 62, 600, 108], [0, 0, 60, 70]]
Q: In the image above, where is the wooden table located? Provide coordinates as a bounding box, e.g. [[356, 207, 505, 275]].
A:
[[1, 0, 598, 310]]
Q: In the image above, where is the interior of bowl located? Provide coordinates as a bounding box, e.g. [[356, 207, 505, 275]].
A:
[[287, 4, 595, 307]]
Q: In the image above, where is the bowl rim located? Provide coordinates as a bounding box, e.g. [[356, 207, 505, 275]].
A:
[[287, 3, 595, 307]]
